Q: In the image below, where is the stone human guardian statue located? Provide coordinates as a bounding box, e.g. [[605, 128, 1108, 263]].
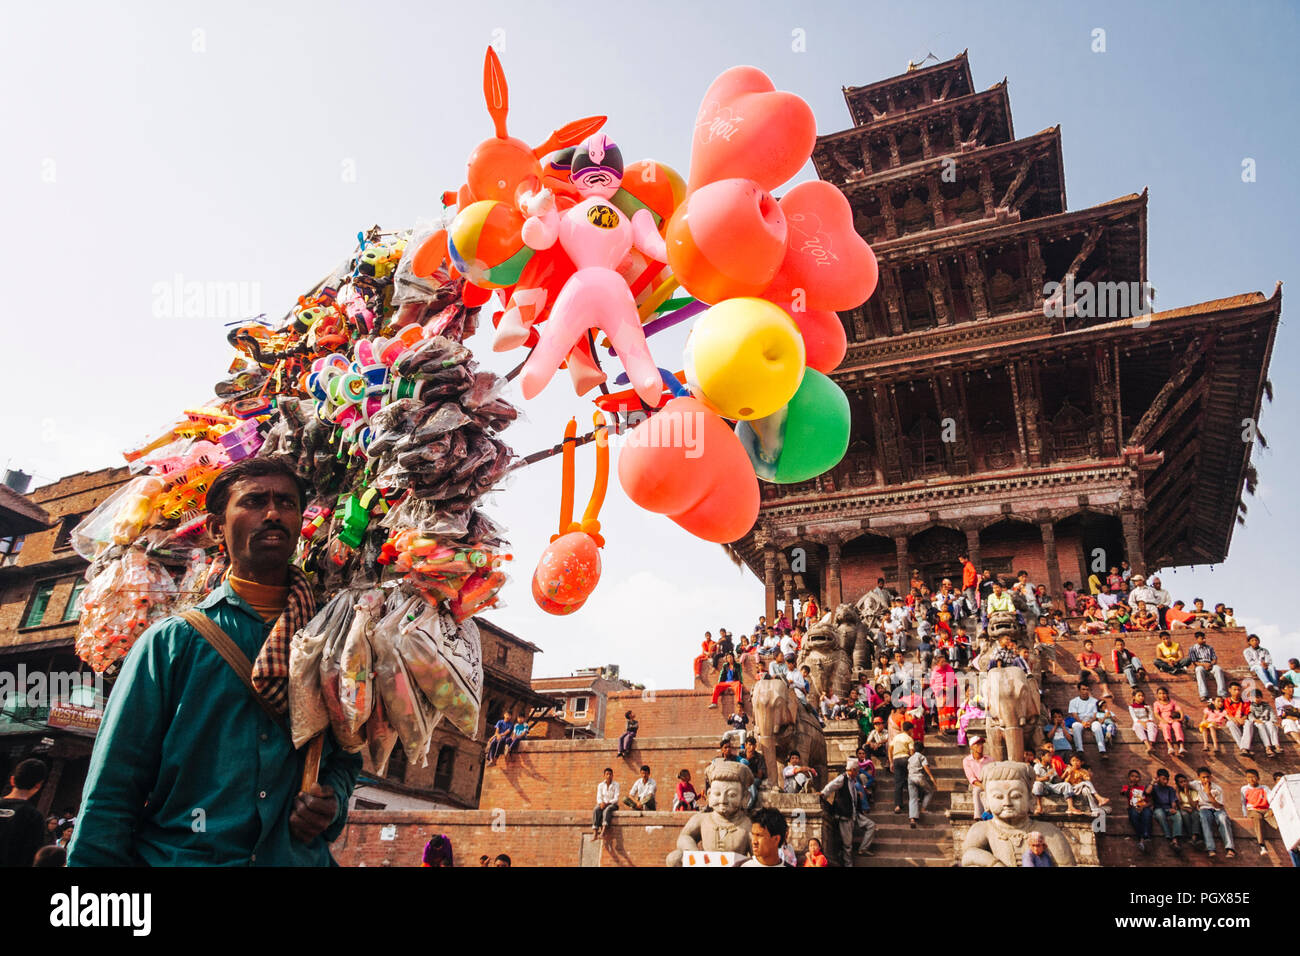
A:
[[959, 761, 1076, 866], [666, 760, 754, 866]]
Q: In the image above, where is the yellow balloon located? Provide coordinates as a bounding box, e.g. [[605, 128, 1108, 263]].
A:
[[684, 297, 806, 420]]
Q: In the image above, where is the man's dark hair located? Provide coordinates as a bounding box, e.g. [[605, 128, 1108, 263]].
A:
[[751, 807, 787, 847], [1229, 681, 1241, 690], [1197, 766, 1211, 776], [640, 764, 650, 773], [11, 758, 48, 791], [205, 455, 307, 517], [602, 767, 613, 775], [494, 853, 512, 866], [33, 845, 66, 868], [1077, 682, 1089, 690], [1155, 768, 1169, 778]]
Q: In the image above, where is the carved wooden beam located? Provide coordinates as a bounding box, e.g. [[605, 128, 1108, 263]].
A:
[[1145, 438, 1200, 502], [963, 250, 990, 320], [965, 108, 987, 146], [998, 155, 1034, 209], [869, 383, 906, 484], [926, 255, 950, 325], [1125, 335, 1211, 446], [1063, 226, 1104, 282], [938, 75, 953, 101]]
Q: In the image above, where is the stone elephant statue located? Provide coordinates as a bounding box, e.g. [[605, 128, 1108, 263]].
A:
[[984, 666, 1043, 762], [752, 677, 827, 790]]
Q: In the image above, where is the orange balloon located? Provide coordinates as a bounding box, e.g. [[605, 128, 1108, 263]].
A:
[[617, 396, 760, 543], [778, 305, 847, 374], [688, 66, 817, 194], [762, 181, 879, 312], [533, 531, 601, 608], [532, 574, 587, 615], [666, 179, 787, 304]]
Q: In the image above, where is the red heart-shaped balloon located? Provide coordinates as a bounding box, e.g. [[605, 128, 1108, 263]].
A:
[[762, 181, 879, 312], [777, 305, 847, 374], [688, 66, 817, 194]]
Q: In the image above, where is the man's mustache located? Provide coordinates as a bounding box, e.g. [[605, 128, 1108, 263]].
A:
[[254, 523, 291, 537]]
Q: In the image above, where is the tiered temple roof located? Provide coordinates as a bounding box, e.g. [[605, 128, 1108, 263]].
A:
[[732, 54, 1280, 617]]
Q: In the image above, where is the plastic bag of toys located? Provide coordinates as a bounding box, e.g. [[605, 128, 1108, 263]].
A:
[[394, 597, 482, 737], [370, 593, 441, 767], [75, 548, 178, 672], [289, 589, 356, 750]]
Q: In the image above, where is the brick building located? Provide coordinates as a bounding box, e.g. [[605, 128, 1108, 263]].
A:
[[531, 666, 636, 738], [726, 52, 1279, 616], [0, 466, 131, 817]]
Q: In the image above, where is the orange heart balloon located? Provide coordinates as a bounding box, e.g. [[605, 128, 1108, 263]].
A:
[[688, 66, 817, 194], [762, 180, 879, 312], [666, 178, 788, 304], [617, 396, 760, 543]]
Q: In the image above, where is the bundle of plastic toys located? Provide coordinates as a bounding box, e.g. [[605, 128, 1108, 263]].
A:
[[69, 225, 516, 767]]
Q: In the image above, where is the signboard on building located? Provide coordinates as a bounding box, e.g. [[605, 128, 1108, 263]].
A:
[[47, 704, 102, 736]]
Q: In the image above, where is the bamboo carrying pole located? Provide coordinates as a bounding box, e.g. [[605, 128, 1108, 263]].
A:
[[301, 734, 324, 791]]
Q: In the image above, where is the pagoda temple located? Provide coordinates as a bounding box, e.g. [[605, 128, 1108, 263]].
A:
[[730, 52, 1281, 618]]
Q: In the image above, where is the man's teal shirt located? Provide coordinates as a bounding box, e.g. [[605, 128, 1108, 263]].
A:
[[67, 580, 361, 866]]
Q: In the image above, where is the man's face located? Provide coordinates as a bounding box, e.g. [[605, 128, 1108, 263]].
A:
[[640, 769, 650, 781], [709, 780, 742, 817], [750, 822, 780, 861], [603, 771, 613, 784], [1229, 686, 1241, 701], [210, 474, 302, 576], [1128, 772, 1140, 785], [720, 742, 733, 759], [1196, 634, 1207, 645], [1077, 686, 1090, 700], [1029, 838, 1047, 856], [1199, 773, 1212, 788], [986, 779, 1029, 821]]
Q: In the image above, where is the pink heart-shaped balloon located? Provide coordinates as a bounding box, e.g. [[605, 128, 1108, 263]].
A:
[[688, 66, 817, 194], [762, 181, 879, 312]]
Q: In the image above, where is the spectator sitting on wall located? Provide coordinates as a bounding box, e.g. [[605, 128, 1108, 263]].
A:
[[1244, 634, 1281, 693], [694, 631, 717, 678], [724, 707, 750, 750], [673, 770, 698, 812], [1191, 766, 1236, 859], [782, 752, 818, 794], [592, 768, 619, 838], [1095, 585, 1119, 611], [1130, 600, 1158, 631], [624, 765, 657, 811], [616, 710, 638, 758], [1112, 637, 1147, 689], [1240, 768, 1278, 857], [1122, 769, 1154, 854], [740, 738, 767, 809], [1031, 747, 1072, 814], [1153, 632, 1186, 675], [1276, 683, 1300, 748], [1076, 639, 1111, 695], [1181, 631, 1229, 701], [1166, 600, 1194, 629], [707, 653, 744, 709]]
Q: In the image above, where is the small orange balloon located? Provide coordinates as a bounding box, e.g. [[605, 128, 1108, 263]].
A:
[[666, 179, 787, 304], [533, 531, 602, 612]]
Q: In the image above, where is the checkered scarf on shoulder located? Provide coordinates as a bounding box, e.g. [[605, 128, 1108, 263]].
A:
[[248, 565, 318, 717]]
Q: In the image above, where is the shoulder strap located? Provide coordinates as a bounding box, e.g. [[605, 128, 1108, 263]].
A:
[[180, 610, 289, 734]]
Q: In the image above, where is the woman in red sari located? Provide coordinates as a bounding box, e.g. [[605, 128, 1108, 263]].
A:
[[930, 652, 959, 734]]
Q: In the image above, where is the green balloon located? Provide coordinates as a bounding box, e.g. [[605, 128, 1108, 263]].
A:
[[736, 369, 850, 483]]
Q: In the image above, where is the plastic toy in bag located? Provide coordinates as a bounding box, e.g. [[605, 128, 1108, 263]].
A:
[[370, 594, 440, 766], [75, 549, 178, 672], [289, 590, 356, 750], [396, 600, 482, 737]]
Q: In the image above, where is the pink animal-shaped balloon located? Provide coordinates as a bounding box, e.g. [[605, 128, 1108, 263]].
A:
[[517, 135, 668, 408]]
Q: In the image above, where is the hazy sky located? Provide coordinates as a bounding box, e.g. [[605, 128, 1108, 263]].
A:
[[3, 0, 1296, 690]]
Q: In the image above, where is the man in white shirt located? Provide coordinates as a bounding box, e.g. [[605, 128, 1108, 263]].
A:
[[624, 765, 657, 811], [1147, 576, 1172, 628], [1191, 767, 1236, 858], [779, 631, 799, 660], [1095, 587, 1119, 610], [1067, 683, 1109, 757], [592, 768, 619, 837]]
